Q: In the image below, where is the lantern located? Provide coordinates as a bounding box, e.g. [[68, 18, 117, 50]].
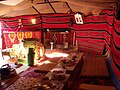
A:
[[74, 13, 83, 24], [31, 18, 36, 24]]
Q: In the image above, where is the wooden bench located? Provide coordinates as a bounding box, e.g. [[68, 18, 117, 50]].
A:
[[81, 57, 110, 79], [78, 84, 116, 90]]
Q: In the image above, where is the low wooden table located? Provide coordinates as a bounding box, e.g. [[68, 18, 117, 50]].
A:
[[0, 49, 84, 90], [65, 52, 83, 74], [45, 72, 70, 90], [35, 51, 84, 74], [65, 53, 84, 90], [3, 72, 70, 90], [0, 68, 70, 90]]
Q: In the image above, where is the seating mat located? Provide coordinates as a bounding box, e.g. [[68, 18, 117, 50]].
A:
[[81, 57, 109, 77], [78, 83, 116, 90]]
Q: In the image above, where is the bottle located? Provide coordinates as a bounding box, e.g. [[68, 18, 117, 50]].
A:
[[27, 48, 35, 66]]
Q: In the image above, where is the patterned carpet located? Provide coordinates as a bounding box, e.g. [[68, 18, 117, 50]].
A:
[[20, 67, 46, 78]]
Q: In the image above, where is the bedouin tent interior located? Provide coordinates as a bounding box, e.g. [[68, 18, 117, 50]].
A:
[[0, 0, 120, 90]]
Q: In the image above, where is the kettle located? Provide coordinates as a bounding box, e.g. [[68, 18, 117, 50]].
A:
[[0, 64, 17, 79]]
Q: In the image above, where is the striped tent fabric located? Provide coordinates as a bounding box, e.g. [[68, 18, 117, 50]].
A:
[[0, 9, 120, 83]]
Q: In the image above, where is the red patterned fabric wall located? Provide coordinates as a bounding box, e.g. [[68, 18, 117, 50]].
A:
[[111, 18, 120, 80], [3, 31, 41, 48], [73, 10, 113, 54], [0, 9, 120, 80], [1, 14, 42, 48], [42, 13, 72, 28]]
